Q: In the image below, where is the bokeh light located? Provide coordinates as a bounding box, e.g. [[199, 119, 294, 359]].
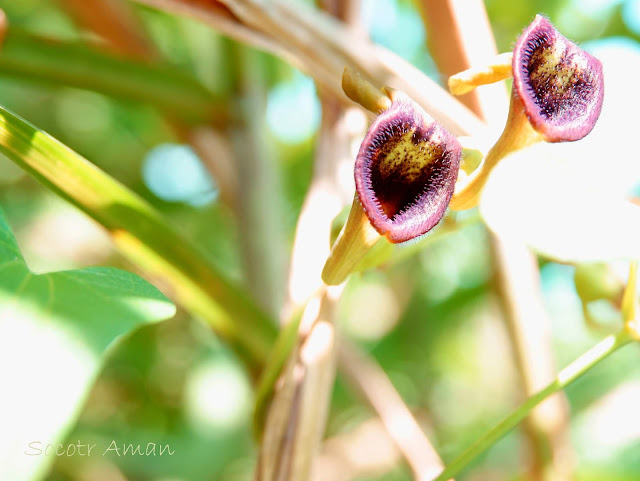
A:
[[266, 72, 321, 144], [184, 357, 251, 434], [142, 143, 218, 206]]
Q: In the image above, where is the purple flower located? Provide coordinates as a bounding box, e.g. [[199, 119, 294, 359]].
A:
[[354, 94, 462, 243], [513, 15, 604, 142]]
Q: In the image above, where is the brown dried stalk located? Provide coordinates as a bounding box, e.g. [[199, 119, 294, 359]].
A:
[[338, 343, 448, 481], [257, 286, 342, 481], [417, 1, 574, 479], [127, 0, 485, 137], [416, 0, 508, 126], [256, 2, 359, 479], [255, 1, 358, 478]]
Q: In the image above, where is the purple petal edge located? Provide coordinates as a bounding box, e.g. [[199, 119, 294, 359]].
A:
[[354, 94, 462, 244], [513, 15, 604, 142]]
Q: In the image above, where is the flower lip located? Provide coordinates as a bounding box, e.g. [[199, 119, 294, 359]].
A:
[[513, 15, 604, 142], [354, 94, 462, 244]]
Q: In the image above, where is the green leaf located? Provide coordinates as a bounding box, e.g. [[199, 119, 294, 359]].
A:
[[0, 209, 176, 481], [0, 104, 276, 375]]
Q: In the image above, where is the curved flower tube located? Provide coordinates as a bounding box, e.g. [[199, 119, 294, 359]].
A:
[[449, 15, 605, 210], [322, 92, 462, 285]]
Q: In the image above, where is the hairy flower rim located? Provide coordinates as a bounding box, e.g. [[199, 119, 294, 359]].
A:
[[513, 15, 604, 142], [354, 95, 462, 243]]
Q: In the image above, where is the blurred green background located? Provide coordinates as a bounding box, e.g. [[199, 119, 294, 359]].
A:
[[2, 1, 640, 480]]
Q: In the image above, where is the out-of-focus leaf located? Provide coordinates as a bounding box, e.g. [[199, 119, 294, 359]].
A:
[[0, 209, 176, 481], [480, 42, 640, 263], [0, 103, 276, 375], [0, 30, 226, 124]]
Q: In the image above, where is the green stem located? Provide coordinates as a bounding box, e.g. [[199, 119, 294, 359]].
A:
[[0, 104, 276, 377], [433, 330, 633, 481], [253, 306, 303, 439], [0, 30, 227, 124]]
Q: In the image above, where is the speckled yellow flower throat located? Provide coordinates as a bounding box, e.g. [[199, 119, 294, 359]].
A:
[[355, 94, 461, 244], [513, 15, 603, 142], [368, 128, 444, 220]]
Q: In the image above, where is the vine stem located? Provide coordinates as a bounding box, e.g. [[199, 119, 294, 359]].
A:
[[432, 330, 633, 481]]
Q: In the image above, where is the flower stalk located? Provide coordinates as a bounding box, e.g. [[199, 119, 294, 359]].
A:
[[448, 52, 513, 96], [342, 66, 392, 114], [435, 259, 640, 480], [321, 195, 382, 285], [449, 93, 541, 210]]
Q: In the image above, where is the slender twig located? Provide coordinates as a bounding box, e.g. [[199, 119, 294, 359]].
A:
[[338, 343, 448, 481], [256, 4, 359, 481], [283, 88, 358, 316], [492, 236, 575, 480], [281, 5, 449, 481], [257, 285, 342, 481], [132, 0, 290, 59], [432, 330, 632, 481], [127, 0, 485, 137]]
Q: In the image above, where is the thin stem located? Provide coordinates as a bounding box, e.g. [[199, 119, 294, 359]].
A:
[[339, 342, 446, 481], [492, 236, 574, 481], [256, 286, 342, 481], [256, 2, 361, 479], [432, 330, 633, 481], [448, 52, 513, 95], [0, 105, 276, 377]]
